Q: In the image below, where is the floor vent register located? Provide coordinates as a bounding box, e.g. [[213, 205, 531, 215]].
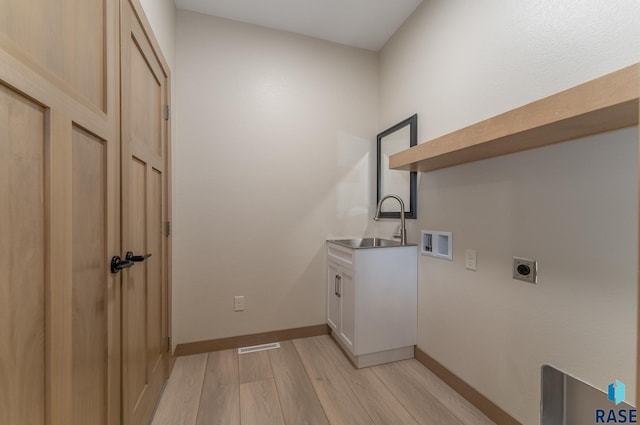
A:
[[237, 342, 281, 355]]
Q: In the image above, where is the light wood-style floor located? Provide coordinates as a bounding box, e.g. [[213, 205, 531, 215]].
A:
[[151, 335, 496, 425]]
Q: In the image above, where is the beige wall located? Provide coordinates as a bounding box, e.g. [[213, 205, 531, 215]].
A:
[[173, 10, 379, 345], [162, 3, 638, 422], [379, 0, 639, 423]]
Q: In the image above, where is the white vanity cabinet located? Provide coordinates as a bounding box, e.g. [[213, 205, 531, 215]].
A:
[[326, 240, 417, 368]]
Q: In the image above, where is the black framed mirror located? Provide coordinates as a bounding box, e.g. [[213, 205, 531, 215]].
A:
[[376, 114, 417, 219]]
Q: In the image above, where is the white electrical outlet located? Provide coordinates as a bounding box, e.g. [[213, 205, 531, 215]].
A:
[[234, 296, 245, 311], [465, 249, 477, 271]]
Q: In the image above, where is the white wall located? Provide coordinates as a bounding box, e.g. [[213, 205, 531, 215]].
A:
[[173, 10, 379, 344], [380, 1, 639, 423]]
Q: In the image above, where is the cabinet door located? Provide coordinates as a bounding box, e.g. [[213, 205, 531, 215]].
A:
[[327, 261, 341, 331], [339, 267, 356, 353]]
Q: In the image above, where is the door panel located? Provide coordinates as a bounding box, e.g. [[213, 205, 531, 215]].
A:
[[0, 0, 106, 110], [128, 158, 147, 405], [148, 168, 164, 373], [71, 126, 108, 425], [0, 87, 118, 425], [0, 82, 47, 425], [130, 40, 162, 156], [340, 268, 355, 352], [121, 2, 169, 424], [327, 262, 340, 331]]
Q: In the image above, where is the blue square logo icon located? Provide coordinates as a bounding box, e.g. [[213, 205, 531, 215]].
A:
[[608, 380, 625, 405]]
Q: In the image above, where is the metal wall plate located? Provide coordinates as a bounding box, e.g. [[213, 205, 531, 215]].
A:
[[513, 257, 537, 284]]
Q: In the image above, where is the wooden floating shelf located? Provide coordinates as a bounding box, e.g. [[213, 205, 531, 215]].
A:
[[390, 63, 639, 172]]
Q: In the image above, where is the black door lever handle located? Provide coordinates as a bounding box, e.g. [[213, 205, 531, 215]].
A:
[[125, 251, 152, 262], [111, 256, 134, 273]]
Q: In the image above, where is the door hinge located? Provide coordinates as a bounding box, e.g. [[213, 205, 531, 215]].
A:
[[167, 336, 172, 352], [164, 104, 170, 121], [165, 221, 171, 237]]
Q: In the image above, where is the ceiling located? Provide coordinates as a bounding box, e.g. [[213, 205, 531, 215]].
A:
[[174, 0, 423, 51]]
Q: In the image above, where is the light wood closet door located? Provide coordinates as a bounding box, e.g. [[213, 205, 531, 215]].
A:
[[0, 1, 120, 425], [121, 2, 170, 424]]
